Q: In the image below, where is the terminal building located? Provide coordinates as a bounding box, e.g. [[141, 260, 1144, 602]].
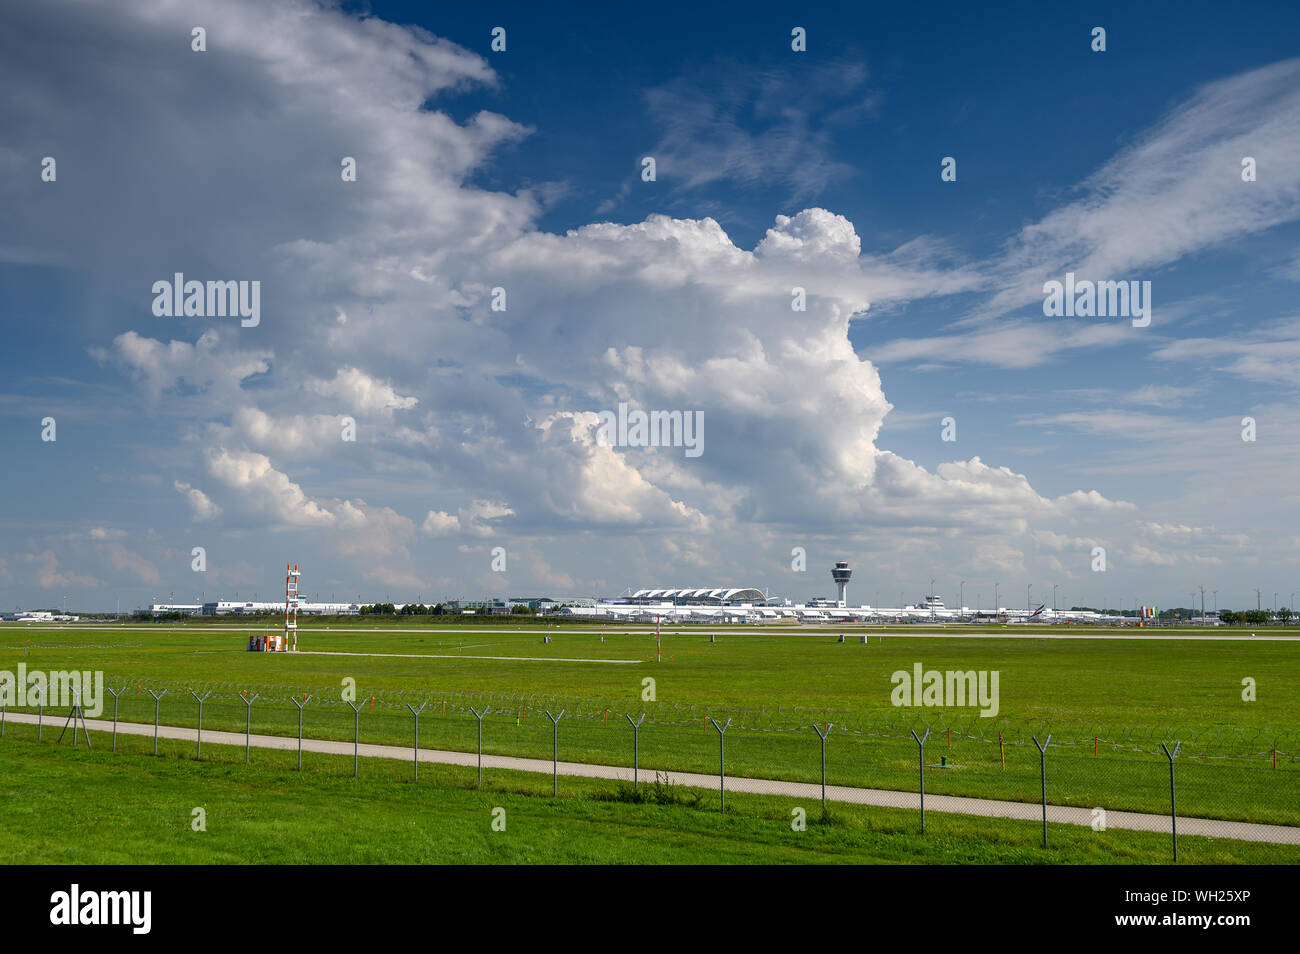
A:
[[140, 561, 1128, 626], [150, 600, 361, 616], [623, 587, 768, 606], [0, 610, 81, 622], [555, 563, 1116, 625]]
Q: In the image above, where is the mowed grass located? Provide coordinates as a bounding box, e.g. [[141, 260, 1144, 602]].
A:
[[1, 624, 1297, 826], [2, 737, 1296, 865], [6, 622, 1298, 725]]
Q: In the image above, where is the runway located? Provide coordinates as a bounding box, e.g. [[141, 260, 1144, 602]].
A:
[[294, 650, 642, 664]]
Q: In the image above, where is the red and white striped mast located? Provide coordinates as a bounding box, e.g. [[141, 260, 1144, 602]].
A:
[[284, 563, 300, 652]]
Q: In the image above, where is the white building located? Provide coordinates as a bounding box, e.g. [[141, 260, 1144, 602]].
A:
[[147, 600, 361, 616]]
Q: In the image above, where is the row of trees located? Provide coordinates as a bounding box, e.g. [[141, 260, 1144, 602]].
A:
[[1069, 605, 1201, 619], [1067, 605, 1295, 624], [131, 604, 548, 619], [1221, 608, 1293, 625], [358, 603, 538, 616], [361, 602, 431, 615]]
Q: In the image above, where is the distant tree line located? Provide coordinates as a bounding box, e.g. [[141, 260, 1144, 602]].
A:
[[132, 603, 546, 620], [361, 603, 415, 615], [1221, 608, 1292, 625], [359, 603, 538, 616], [1068, 605, 1294, 624], [1069, 606, 1202, 619], [133, 610, 281, 621]]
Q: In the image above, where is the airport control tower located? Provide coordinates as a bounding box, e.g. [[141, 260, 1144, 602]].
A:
[[831, 561, 853, 607]]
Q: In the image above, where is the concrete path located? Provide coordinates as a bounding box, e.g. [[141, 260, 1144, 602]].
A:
[[295, 650, 642, 664], [5, 712, 1296, 846]]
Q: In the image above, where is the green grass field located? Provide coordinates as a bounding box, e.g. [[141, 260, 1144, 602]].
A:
[[3, 737, 1296, 864], [1, 621, 1297, 862]]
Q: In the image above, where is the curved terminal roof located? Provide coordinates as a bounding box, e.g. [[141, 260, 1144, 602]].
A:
[[630, 587, 766, 604]]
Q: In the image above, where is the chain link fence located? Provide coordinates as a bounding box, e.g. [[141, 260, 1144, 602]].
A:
[[2, 676, 1296, 858]]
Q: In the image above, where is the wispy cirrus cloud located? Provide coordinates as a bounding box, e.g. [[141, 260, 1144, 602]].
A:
[[982, 57, 1300, 320], [871, 57, 1300, 371], [1152, 316, 1300, 388], [642, 58, 879, 201], [868, 318, 1136, 369]]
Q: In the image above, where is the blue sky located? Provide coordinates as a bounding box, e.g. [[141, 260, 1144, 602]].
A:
[[2, 0, 1299, 612]]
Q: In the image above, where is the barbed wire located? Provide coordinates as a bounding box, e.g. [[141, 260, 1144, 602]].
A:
[[92, 677, 1297, 761]]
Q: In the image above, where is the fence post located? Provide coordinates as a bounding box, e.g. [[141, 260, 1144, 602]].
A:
[[625, 713, 645, 792], [36, 692, 43, 741], [346, 699, 361, 777], [289, 695, 308, 770], [192, 691, 210, 760], [1032, 734, 1051, 848], [57, 688, 91, 748], [910, 728, 931, 832], [107, 687, 124, 752], [1161, 741, 1181, 862], [146, 688, 166, 755], [241, 692, 258, 763], [0, 673, 16, 739], [812, 722, 834, 812], [406, 703, 427, 780], [545, 709, 565, 796], [469, 706, 488, 788], [710, 717, 731, 812]]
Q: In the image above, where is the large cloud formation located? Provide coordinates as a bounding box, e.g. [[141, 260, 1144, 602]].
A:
[[0, 0, 1141, 599]]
